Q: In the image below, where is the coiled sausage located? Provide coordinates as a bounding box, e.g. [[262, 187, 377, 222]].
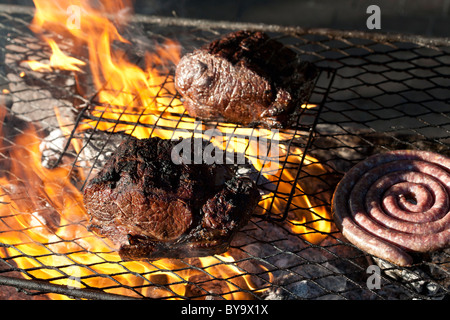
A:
[[332, 150, 450, 266]]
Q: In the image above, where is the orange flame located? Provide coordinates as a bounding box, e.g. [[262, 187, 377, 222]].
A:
[[6, 0, 333, 300], [25, 38, 86, 72], [28, 0, 180, 115], [0, 106, 268, 299]]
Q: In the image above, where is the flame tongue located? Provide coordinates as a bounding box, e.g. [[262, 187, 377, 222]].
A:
[[25, 38, 86, 72], [28, 0, 180, 113]]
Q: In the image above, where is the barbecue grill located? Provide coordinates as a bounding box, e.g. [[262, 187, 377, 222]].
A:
[[0, 4, 449, 300]]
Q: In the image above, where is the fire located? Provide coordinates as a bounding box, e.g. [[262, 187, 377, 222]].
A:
[[27, 0, 181, 116], [4, 0, 332, 299], [25, 38, 86, 72], [0, 106, 267, 299]]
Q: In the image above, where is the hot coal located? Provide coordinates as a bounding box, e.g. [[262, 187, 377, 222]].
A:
[[82, 136, 261, 261], [175, 30, 318, 128]]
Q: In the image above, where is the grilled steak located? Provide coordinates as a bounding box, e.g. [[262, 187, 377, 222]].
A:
[[82, 136, 261, 261], [175, 30, 318, 128]]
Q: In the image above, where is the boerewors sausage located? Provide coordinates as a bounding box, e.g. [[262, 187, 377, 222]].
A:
[[332, 150, 450, 266]]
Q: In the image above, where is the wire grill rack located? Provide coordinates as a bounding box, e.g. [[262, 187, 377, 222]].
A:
[[0, 6, 449, 300]]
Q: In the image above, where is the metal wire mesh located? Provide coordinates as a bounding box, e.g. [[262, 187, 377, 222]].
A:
[[0, 7, 449, 300]]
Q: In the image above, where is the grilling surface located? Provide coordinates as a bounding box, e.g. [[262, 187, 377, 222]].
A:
[[0, 7, 449, 300]]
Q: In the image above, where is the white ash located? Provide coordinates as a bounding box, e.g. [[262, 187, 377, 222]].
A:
[[39, 129, 69, 168], [373, 257, 448, 299], [236, 165, 276, 196], [39, 129, 126, 176]]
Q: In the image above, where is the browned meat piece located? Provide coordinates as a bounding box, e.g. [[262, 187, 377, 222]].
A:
[[332, 150, 450, 267], [175, 30, 318, 128], [83, 136, 260, 261]]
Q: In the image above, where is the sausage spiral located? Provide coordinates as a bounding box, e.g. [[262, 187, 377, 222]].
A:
[[332, 150, 450, 266]]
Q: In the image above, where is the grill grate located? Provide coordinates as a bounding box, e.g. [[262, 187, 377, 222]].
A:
[[0, 6, 449, 300]]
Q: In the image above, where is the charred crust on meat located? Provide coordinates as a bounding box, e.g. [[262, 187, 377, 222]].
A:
[[83, 136, 261, 261], [174, 30, 319, 128]]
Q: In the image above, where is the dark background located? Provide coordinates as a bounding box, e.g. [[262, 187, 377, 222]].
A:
[[1, 0, 449, 37]]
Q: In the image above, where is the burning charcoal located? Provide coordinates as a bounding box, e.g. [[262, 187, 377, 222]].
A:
[[30, 206, 61, 232], [235, 163, 276, 196], [0, 75, 13, 109], [40, 128, 70, 168], [279, 262, 349, 299], [76, 130, 129, 175], [0, 184, 61, 232], [39, 128, 128, 174], [234, 218, 373, 300], [373, 257, 448, 298], [291, 279, 346, 300], [263, 264, 348, 300]]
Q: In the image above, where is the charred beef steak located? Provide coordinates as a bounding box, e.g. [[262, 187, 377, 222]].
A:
[[175, 30, 318, 128], [83, 136, 261, 261]]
